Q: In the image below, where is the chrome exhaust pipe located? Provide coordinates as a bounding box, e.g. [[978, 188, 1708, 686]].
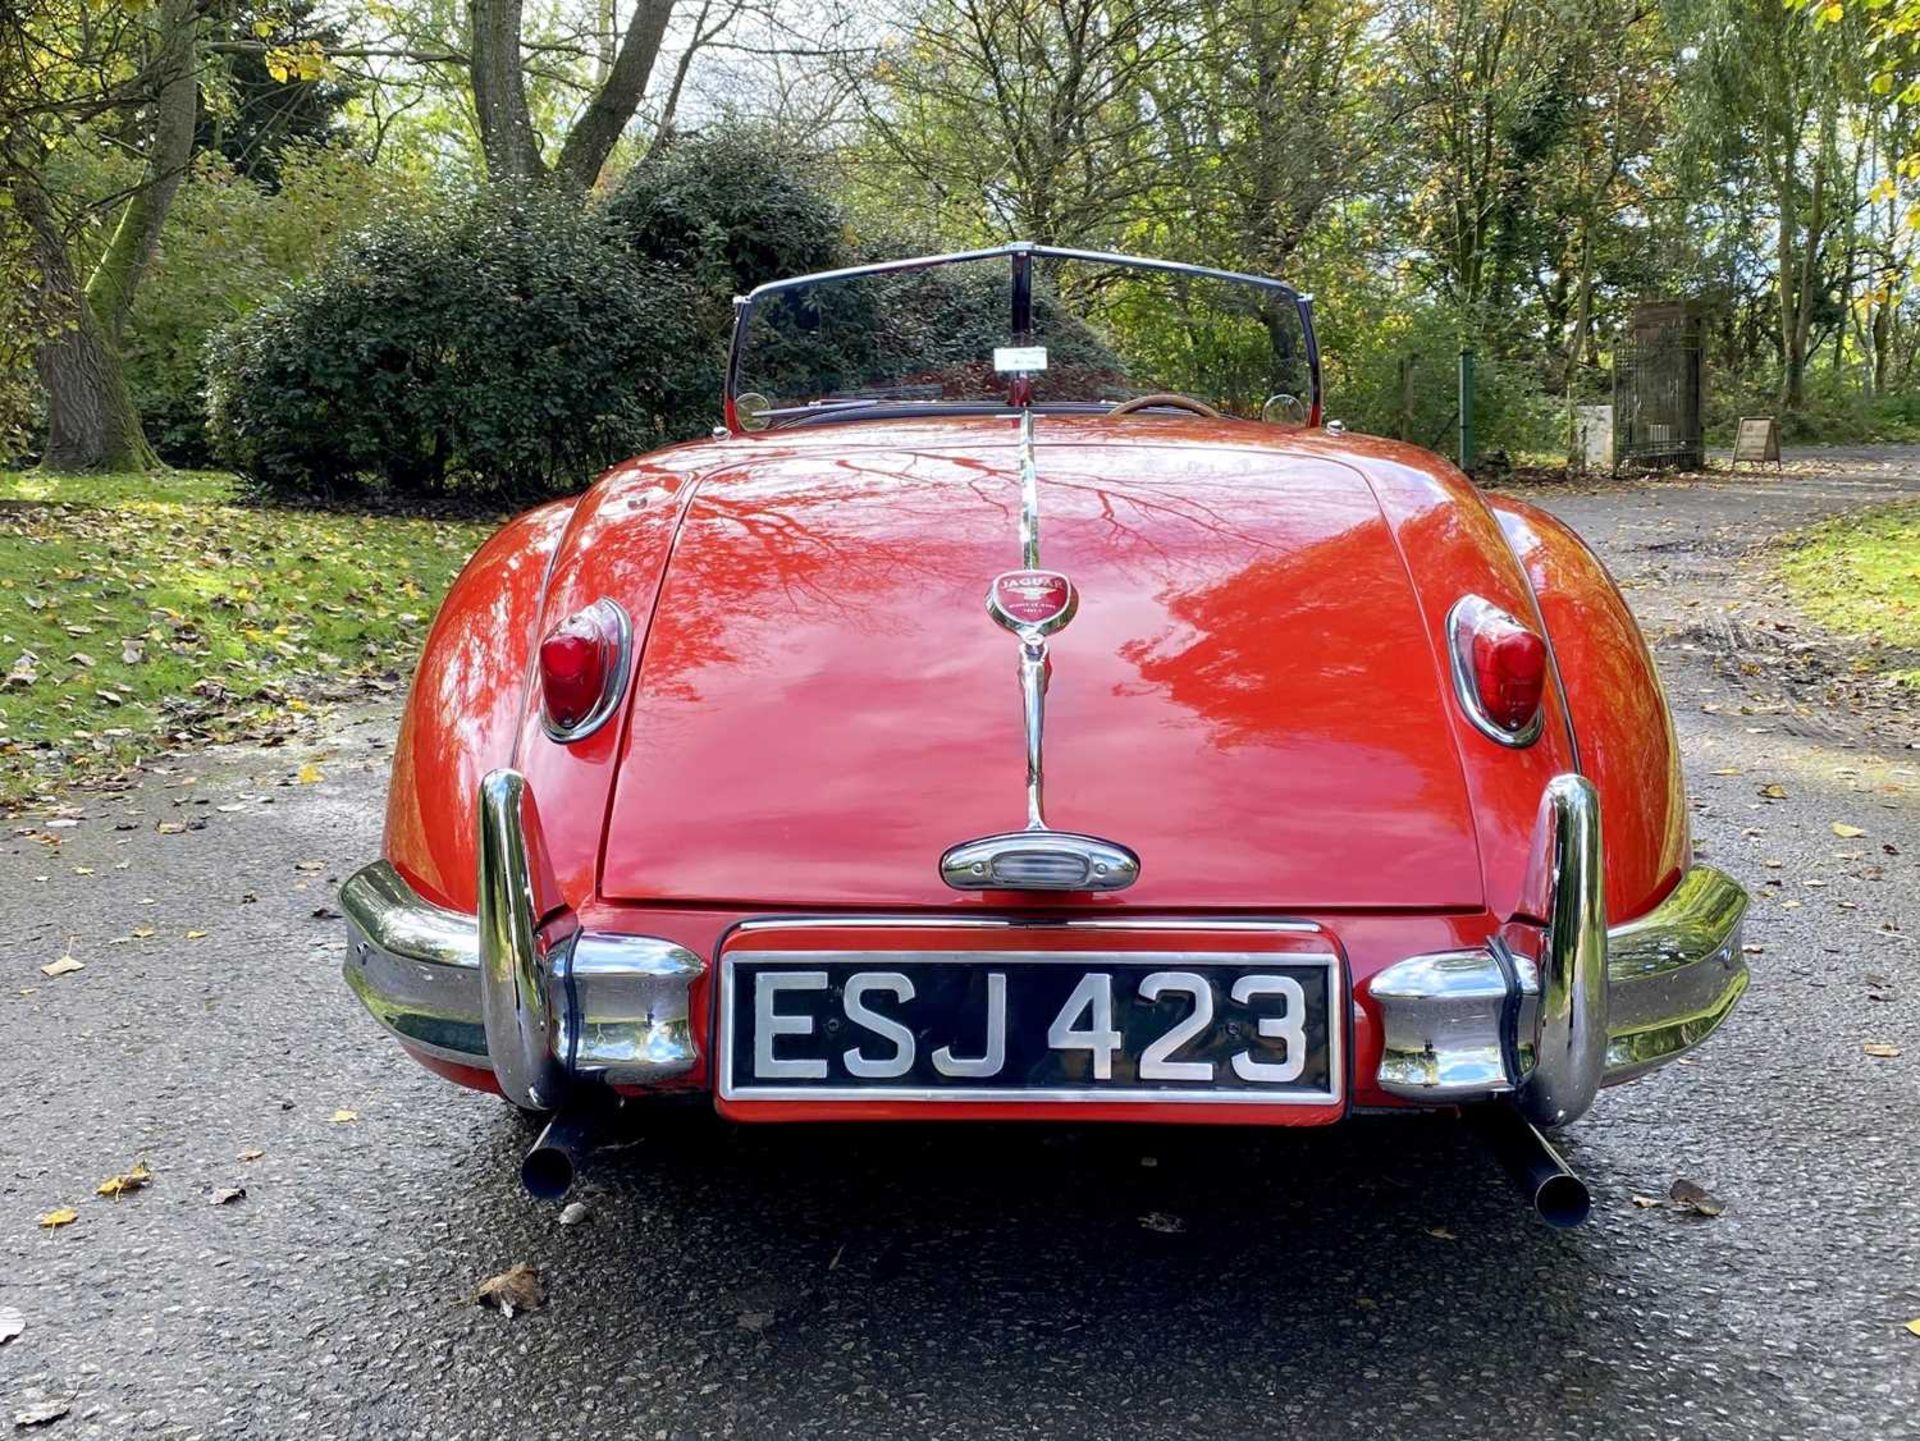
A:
[[1467, 1104, 1592, 1229], [521, 1102, 609, 1201]]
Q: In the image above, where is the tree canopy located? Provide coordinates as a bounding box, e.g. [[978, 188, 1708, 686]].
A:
[[5, 0, 1920, 476]]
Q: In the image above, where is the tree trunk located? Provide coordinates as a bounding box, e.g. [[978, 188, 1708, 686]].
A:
[[1873, 291, 1892, 395], [1786, 114, 1832, 411], [555, 0, 676, 190], [17, 181, 156, 473], [87, 0, 201, 344], [1564, 218, 1594, 386], [1769, 128, 1798, 410], [469, 0, 545, 180]]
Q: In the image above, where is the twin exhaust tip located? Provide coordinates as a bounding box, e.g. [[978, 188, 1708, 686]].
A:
[[518, 1095, 1592, 1229]]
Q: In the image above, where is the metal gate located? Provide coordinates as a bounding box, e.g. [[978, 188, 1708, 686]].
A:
[[1613, 301, 1705, 471]]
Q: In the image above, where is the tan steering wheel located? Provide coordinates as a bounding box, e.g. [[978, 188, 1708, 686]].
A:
[[1106, 392, 1223, 420]]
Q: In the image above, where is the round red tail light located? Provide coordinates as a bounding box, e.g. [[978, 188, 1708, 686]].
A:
[[1449, 597, 1546, 743], [538, 599, 632, 741]]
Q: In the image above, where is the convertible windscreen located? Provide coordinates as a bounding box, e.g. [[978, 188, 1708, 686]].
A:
[[730, 248, 1317, 427]]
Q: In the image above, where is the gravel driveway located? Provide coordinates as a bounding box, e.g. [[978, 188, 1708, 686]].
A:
[[3, 452, 1916, 1439]]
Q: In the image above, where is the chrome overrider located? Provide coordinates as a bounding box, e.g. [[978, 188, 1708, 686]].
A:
[[1371, 774, 1750, 1127], [341, 769, 702, 1112], [343, 770, 1745, 1127]]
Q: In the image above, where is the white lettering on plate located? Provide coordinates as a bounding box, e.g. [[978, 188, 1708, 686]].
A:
[[754, 971, 828, 1079]]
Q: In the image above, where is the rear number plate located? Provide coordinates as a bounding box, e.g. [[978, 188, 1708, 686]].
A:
[[718, 954, 1341, 1104]]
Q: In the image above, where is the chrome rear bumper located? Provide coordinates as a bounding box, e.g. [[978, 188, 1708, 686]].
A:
[[1372, 776, 1749, 1125], [343, 770, 1747, 1124], [342, 771, 703, 1110]]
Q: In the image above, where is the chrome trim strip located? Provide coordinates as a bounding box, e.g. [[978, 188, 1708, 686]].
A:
[[726, 916, 1323, 933], [1516, 774, 1607, 1126], [1446, 594, 1545, 748], [716, 947, 1343, 1106], [943, 408, 1139, 888], [477, 770, 570, 1110], [1017, 408, 1041, 570], [1018, 635, 1050, 830], [539, 598, 634, 745], [1014, 408, 1054, 831]]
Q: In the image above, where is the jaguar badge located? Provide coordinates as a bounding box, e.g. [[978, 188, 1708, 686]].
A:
[[987, 569, 1077, 636]]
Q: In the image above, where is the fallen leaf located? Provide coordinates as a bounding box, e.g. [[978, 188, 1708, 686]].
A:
[[1710, 767, 1742, 776], [4, 652, 39, 688], [1138, 1211, 1186, 1234], [239, 1147, 265, 1162], [131, 926, 154, 939], [96, 1160, 153, 1197], [184, 930, 207, 940], [1667, 1178, 1724, 1217], [1630, 1194, 1665, 1209], [559, 1200, 591, 1227], [1426, 1226, 1456, 1240], [296, 762, 324, 785], [36, 1207, 78, 1229], [474, 1262, 545, 1318], [210, 1186, 246, 1205], [12, 1396, 71, 1428], [39, 955, 83, 978], [1832, 823, 1868, 838], [121, 639, 145, 665], [1758, 783, 1788, 799], [330, 1109, 357, 1123], [1865, 1042, 1902, 1059], [0, 1306, 22, 1345], [1906, 1318, 1920, 1338], [293, 859, 325, 872]]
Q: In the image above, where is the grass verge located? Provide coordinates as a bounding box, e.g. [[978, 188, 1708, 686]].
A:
[[0, 470, 495, 811], [1778, 501, 1920, 689]]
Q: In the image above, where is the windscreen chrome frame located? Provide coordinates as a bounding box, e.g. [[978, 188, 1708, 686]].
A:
[[723, 241, 1321, 433]]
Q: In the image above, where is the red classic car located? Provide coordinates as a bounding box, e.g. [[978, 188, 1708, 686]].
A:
[[342, 244, 1749, 1225]]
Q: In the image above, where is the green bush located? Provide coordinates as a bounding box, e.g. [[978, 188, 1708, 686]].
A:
[[1705, 364, 1920, 446], [0, 213, 46, 467], [1317, 296, 1563, 462], [128, 148, 426, 466], [207, 185, 710, 501], [604, 128, 846, 310]]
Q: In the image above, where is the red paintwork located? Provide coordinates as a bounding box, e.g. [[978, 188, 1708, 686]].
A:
[[381, 412, 1685, 1114], [1489, 497, 1689, 921], [384, 500, 575, 911]]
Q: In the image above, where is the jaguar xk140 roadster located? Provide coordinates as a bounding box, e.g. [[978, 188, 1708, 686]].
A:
[[342, 243, 1749, 1225]]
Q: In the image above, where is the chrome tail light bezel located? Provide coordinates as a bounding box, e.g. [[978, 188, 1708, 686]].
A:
[[1446, 594, 1546, 747], [539, 597, 634, 744]]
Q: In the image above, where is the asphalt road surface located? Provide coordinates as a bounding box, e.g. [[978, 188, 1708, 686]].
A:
[[4, 453, 1918, 1439]]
